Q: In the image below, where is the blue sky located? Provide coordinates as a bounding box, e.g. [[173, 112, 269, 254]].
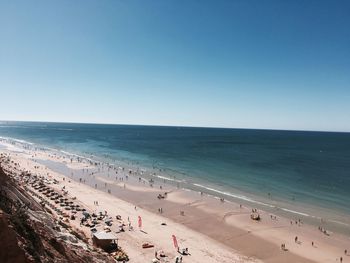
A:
[[0, 0, 349, 131]]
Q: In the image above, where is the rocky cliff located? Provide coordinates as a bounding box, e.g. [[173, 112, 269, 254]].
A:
[[0, 162, 114, 263]]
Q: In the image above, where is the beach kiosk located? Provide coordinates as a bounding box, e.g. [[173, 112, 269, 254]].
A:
[[92, 231, 118, 251]]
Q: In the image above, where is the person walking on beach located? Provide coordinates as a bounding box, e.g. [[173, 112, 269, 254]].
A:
[[295, 236, 298, 243]]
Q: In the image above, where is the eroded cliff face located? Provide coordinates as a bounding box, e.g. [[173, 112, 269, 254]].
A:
[[0, 210, 28, 263], [0, 162, 114, 263]]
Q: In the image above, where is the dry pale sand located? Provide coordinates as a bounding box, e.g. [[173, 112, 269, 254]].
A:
[[1, 140, 349, 263]]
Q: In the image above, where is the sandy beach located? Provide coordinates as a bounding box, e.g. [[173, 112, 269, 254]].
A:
[[0, 139, 349, 263]]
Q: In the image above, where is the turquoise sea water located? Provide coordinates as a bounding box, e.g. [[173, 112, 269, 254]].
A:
[[1, 121, 350, 233]]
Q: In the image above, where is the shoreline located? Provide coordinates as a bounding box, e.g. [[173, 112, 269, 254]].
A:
[[1, 136, 349, 236], [0, 138, 349, 262], [0, 142, 255, 263]]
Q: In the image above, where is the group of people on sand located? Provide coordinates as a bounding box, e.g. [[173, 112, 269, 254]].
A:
[[170, 247, 190, 262], [280, 243, 287, 251], [280, 234, 348, 263], [318, 225, 329, 235], [290, 218, 303, 226], [280, 236, 306, 251], [79, 177, 86, 183], [339, 249, 348, 263], [270, 214, 277, 220]]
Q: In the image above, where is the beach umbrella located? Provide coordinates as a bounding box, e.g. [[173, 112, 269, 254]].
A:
[[172, 235, 178, 250], [138, 216, 142, 228]]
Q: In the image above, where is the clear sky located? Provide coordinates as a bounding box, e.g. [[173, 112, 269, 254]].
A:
[[0, 1, 349, 131]]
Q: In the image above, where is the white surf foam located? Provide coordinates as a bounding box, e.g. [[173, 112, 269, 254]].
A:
[[156, 175, 184, 183]]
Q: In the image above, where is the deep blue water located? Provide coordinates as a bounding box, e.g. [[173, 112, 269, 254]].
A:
[[1, 121, 350, 229]]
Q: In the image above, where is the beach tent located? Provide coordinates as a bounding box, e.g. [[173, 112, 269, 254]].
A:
[[92, 231, 118, 251]]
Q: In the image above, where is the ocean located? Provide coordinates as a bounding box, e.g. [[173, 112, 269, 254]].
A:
[[1, 121, 350, 234]]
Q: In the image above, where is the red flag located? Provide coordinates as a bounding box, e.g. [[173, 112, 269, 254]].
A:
[[138, 216, 142, 228], [172, 234, 178, 249]]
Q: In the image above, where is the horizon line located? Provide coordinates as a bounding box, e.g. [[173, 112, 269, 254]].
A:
[[0, 119, 349, 134]]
